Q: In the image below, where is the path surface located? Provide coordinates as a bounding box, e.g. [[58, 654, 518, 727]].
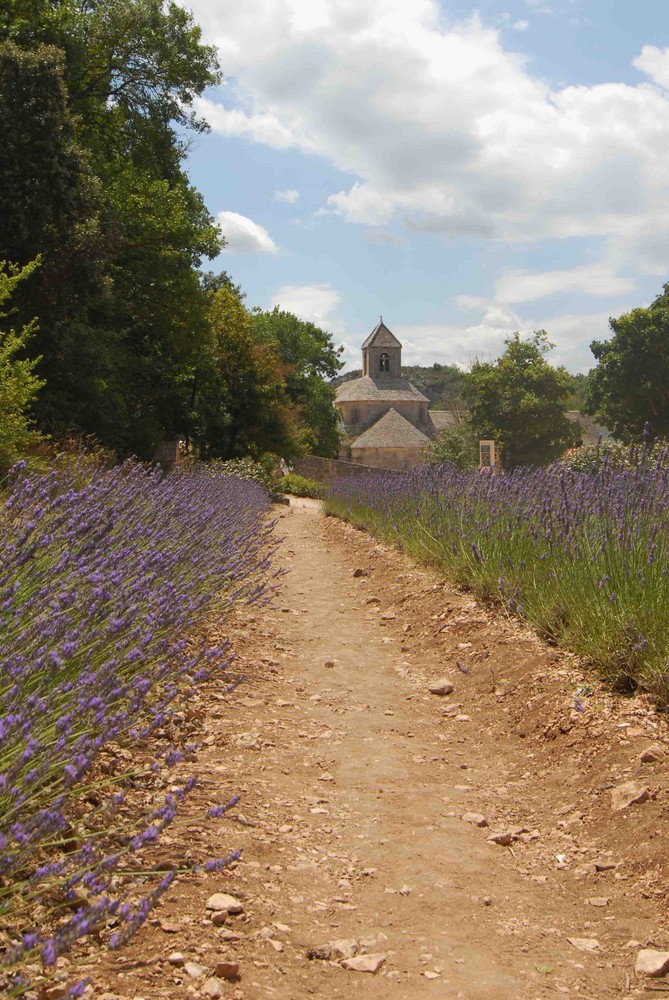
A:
[[97, 500, 669, 999]]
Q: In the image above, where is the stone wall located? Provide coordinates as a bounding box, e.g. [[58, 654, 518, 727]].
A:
[[291, 455, 406, 486]]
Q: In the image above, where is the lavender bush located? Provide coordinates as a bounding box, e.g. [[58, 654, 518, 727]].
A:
[[325, 447, 669, 702], [0, 457, 275, 994]]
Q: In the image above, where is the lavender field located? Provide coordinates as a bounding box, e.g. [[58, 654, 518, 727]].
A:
[[325, 450, 669, 703], [0, 458, 274, 996]]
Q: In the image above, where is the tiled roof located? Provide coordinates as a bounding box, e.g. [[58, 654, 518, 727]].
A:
[[335, 375, 429, 403], [351, 409, 432, 449], [565, 411, 613, 445], [429, 410, 460, 432], [361, 320, 402, 350]]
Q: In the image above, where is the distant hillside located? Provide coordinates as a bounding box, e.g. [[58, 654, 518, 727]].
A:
[[332, 363, 465, 409]]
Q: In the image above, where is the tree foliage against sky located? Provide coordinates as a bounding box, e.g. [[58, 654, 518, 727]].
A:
[[586, 284, 669, 442], [0, 0, 341, 462], [462, 331, 578, 468]]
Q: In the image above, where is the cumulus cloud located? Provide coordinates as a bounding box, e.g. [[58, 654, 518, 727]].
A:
[[188, 0, 669, 267], [274, 189, 300, 204], [633, 45, 669, 90], [494, 264, 636, 304], [217, 211, 279, 254], [270, 283, 341, 328]]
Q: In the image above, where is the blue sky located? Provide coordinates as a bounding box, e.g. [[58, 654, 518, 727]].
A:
[[181, 0, 669, 373]]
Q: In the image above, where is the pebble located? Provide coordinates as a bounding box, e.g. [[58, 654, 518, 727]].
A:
[[639, 745, 666, 764], [488, 831, 513, 846], [566, 937, 600, 952], [330, 939, 359, 960], [429, 679, 454, 696], [352, 568, 368, 577], [587, 897, 609, 907], [462, 812, 488, 827], [168, 952, 185, 966], [201, 977, 224, 997], [341, 953, 387, 973], [324, 659, 336, 668], [610, 781, 649, 811], [206, 893, 244, 914], [635, 949, 669, 977], [184, 961, 207, 978], [215, 961, 241, 980]]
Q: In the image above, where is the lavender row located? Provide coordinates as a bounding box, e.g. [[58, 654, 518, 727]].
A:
[[0, 458, 275, 994], [325, 450, 669, 701]]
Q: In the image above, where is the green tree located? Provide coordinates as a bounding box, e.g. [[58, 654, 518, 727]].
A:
[[252, 308, 343, 456], [192, 286, 300, 460], [586, 285, 669, 441], [0, 260, 44, 473], [427, 421, 478, 470], [462, 331, 577, 467], [0, 0, 222, 457]]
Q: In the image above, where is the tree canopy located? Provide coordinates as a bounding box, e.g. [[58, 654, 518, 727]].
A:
[[462, 331, 577, 467], [586, 284, 669, 441]]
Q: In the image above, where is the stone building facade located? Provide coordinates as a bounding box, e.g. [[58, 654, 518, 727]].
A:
[[335, 320, 436, 470]]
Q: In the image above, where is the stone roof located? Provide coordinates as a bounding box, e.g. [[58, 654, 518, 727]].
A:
[[429, 410, 460, 433], [361, 320, 402, 350], [565, 411, 613, 445], [335, 375, 429, 403], [351, 408, 432, 450]]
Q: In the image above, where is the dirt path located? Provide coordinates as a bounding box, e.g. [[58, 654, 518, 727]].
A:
[[96, 500, 669, 999]]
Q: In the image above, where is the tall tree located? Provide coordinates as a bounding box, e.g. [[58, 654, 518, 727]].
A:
[[0, 0, 222, 457], [586, 284, 669, 441], [0, 259, 44, 474], [252, 308, 343, 456], [462, 331, 577, 467]]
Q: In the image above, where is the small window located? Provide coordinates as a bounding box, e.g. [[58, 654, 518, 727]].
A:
[[379, 352, 390, 372]]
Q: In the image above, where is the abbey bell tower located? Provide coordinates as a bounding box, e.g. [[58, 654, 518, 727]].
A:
[[361, 318, 402, 379]]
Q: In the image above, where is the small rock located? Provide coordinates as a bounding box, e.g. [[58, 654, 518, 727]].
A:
[[206, 893, 244, 914], [594, 859, 618, 871], [211, 911, 228, 926], [184, 961, 208, 978], [341, 953, 387, 974], [381, 612, 397, 621], [275, 698, 294, 707], [307, 945, 333, 961], [424, 970, 440, 979], [429, 679, 454, 696], [352, 568, 368, 577], [566, 938, 600, 953], [217, 929, 242, 942], [158, 918, 181, 933], [636, 949, 669, 977], [201, 978, 224, 997], [330, 939, 359, 960], [215, 962, 240, 980], [587, 897, 609, 907], [640, 745, 666, 764], [324, 659, 336, 668], [462, 812, 488, 828], [611, 781, 649, 812], [168, 952, 185, 966], [488, 831, 513, 846]]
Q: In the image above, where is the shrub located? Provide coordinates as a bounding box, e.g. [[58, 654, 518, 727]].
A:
[[280, 473, 324, 498]]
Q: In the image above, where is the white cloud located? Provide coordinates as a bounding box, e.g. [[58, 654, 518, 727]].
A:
[[270, 283, 341, 328], [274, 189, 300, 204], [188, 0, 669, 266], [494, 264, 635, 304], [633, 45, 669, 90], [217, 211, 279, 254], [511, 19, 529, 31]]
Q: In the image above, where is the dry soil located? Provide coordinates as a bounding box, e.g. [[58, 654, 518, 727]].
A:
[[93, 498, 669, 1000]]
